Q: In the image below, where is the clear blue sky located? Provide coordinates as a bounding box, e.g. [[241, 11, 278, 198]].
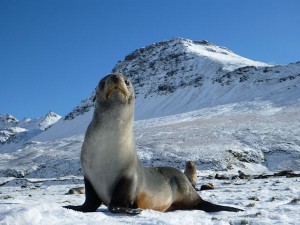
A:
[[1, 0, 299, 119]]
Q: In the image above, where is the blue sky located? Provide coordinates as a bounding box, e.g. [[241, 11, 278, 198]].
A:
[[1, 0, 300, 119]]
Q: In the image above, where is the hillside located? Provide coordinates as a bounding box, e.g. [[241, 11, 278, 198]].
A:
[[32, 38, 300, 142]]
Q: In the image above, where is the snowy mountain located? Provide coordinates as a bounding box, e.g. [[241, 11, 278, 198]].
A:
[[34, 37, 300, 142], [113, 37, 268, 100], [2, 36, 298, 175], [1, 38, 300, 224], [0, 112, 61, 152], [2, 36, 300, 169]]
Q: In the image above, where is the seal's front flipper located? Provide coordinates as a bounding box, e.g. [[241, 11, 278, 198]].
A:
[[125, 208, 143, 215], [108, 176, 141, 215], [64, 205, 94, 213], [109, 206, 142, 215], [64, 177, 102, 212]]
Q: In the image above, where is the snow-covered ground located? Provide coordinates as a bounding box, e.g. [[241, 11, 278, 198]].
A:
[[1, 99, 300, 224], [1, 174, 299, 225]]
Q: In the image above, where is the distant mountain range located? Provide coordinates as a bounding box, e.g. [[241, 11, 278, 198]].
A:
[[1, 37, 300, 150], [0, 112, 61, 152]]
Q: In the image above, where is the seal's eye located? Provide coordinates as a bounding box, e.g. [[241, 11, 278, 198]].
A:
[[125, 80, 130, 86]]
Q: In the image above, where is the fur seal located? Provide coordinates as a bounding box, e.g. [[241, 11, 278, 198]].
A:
[[68, 187, 85, 195], [184, 161, 198, 189], [64, 73, 243, 214], [200, 183, 215, 191]]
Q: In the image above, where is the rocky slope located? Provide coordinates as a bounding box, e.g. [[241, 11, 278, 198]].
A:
[[112, 37, 268, 99]]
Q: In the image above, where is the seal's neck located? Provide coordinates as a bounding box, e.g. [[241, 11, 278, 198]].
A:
[[90, 104, 135, 155], [93, 103, 134, 129]]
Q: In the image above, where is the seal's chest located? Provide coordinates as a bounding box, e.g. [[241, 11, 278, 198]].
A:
[[82, 140, 123, 177], [81, 140, 127, 205]]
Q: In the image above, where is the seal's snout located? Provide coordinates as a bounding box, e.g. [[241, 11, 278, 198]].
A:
[[103, 74, 131, 101], [111, 74, 120, 83], [96, 73, 134, 104]]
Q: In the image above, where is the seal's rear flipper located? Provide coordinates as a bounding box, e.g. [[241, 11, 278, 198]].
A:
[[197, 200, 243, 212]]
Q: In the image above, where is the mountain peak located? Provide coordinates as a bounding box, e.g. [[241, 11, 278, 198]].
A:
[[120, 37, 249, 67], [112, 37, 268, 100], [169, 37, 221, 49], [0, 114, 19, 127], [0, 111, 61, 150], [39, 111, 61, 130], [45, 111, 59, 117]]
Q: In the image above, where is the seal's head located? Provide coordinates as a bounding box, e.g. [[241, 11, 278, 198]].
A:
[[186, 161, 196, 170], [95, 73, 134, 106]]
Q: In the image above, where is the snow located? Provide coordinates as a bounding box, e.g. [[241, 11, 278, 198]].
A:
[[33, 111, 92, 142], [0, 172, 299, 224], [184, 39, 268, 71]]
